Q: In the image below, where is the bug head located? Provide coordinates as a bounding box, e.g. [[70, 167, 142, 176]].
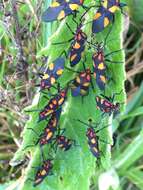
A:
[[85, 68, 91, 75], [43, 159, 53, 169], [86, 127, 96, 138], [93, 41, 104, 53], [119, 1, 127, 9], [40, 138, 47, 146], [113, 102, 120, 117]]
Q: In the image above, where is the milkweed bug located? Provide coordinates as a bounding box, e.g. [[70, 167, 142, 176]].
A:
[[56, 135, 74, 151], [77, 119, 110, 158], [90, 27, 123, 91], [92, 42, 107, 91], [26, 147, 54, 187], [92, 0, 127, 33], [33, 159, 53, 186], [52, 10, 93, 67], [42, 0, 85, 22], [37, 57, 65, 91], [39, 86, 68, 122], [53, 128, 76, 151], [96, 90, 123, 117], [70, 68, 92, 97], [68, 22, 87, 67], [23, 109, 62, 151]]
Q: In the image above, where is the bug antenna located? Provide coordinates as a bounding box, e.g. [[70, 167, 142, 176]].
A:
[[103, 24, 114, 48], [76, 119, 90, 127], [22, 144, 36, 151]]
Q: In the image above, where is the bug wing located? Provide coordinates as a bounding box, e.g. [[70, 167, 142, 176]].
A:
[[92, 6, 114, 33], [70, 45, 85, 67], [42, 5, 65, 22], [52, 57, 65, 79], [71, 86, 81, 97], [96, 73, 106, 91]]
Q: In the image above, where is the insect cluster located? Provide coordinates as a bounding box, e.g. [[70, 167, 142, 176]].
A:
[[24, 0, 126, 187]]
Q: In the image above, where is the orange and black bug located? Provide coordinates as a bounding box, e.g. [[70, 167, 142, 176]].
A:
[[39, 86, 68, 122], [68, 22, 87, 67], [53, 10, 92, 67], [37, 57, 65, 91], [70, 68, 92, 97], [77, 119, 109, 158], [96, 90, 123, 117], [56, 135, 74, 151], [92, 0, 126, 33], [55, 22, 87, 67], [91, 28, 123, 91], [23, 109, 62, 151], [92, 43, 107, 91], [33, 159, 53, 186], [42, 0, 85, 23], [53, 128, 76, 151]]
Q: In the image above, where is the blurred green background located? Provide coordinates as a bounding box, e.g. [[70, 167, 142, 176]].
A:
[[0, 0, 143, 190]]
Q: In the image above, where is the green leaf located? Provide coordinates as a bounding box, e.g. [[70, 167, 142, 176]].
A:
[[127, 0, 143, 29], [113, 129, 143, 174], [12, 1, 126, 189], [121, 106, 143, 120], [125, 167, 143, 190]]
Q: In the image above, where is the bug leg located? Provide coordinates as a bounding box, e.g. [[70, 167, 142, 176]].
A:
[[73, 140, 80, 148], [48, 171, 54, 176], [100, 94, 111, 101], [64, 66, 81, 73], [50, 141, 57, 153], [39, 146, 45, 162], [24, 109, 41, 113], [105, 48, 124, 58], [90, 77, 95, 91], [101, 112, 106, 118], [76, 119, 89, 127], [81, 96, 84, 104], [26, 178, 34, 183], [60, 128, 66, 136], [82, 56, 87, 71], [72, 16, 79, 27], [60, 50, 68, 59], [105, 59, 123, 64], [111, 89, 123, 102], [22, 142, 38, 151], [66, 22, 75, 35], [31, 166, 40, 169], [52, 38, 74, 45]]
